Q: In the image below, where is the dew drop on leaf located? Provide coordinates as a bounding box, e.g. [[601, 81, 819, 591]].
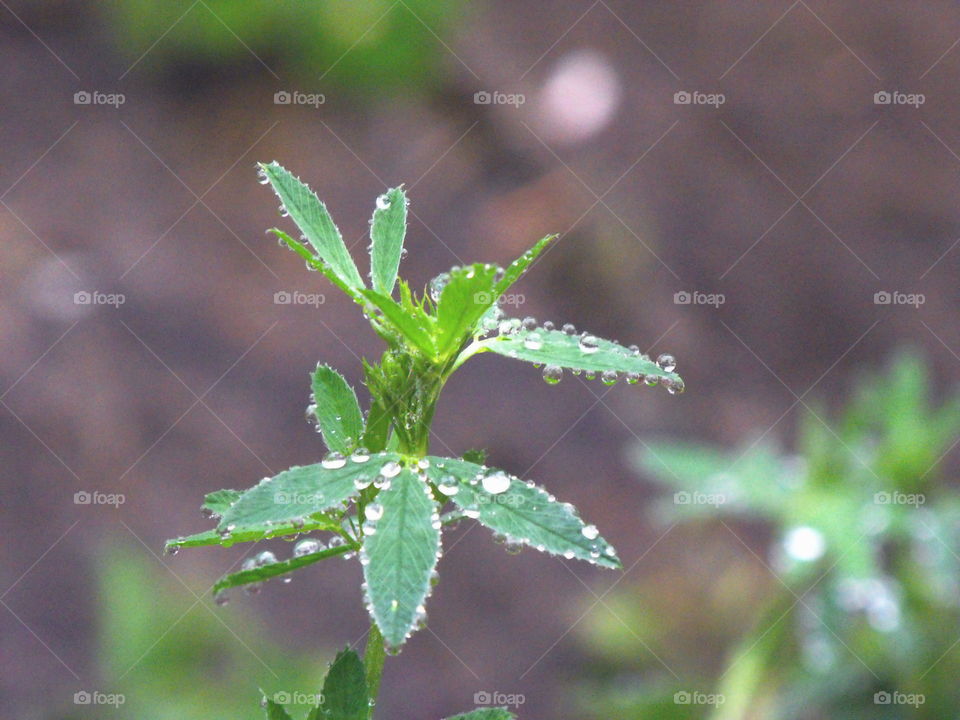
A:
[[481, 471, 511, 494], [562, 323, 577, 335], [322, 452, 347, 469], [293, 538, 323, 557], [256, 551, 278, 567], [579, 335, 599, 354], [656, 353, 677, 372], [581, 524, 600, 540], [600, 370, 618, 386], [380, 460, 401, 478], [437, 476, 459, 496], [524, 332, 543, 350], [428, 273, 450, 302], [366, 503, 385, 521], [542, 365, 563, 385], [351, 447, 370, 463], [376, 194, 391, 211]]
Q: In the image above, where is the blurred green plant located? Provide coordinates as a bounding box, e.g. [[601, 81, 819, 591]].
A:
[[105, 0, 461, 92], [164, 162, 683, 719], [52, 546, 328, 720], [576, 352, 960, 719]]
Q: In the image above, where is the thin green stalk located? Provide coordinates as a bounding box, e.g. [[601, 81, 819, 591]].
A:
[[364, 622, 387, 717]]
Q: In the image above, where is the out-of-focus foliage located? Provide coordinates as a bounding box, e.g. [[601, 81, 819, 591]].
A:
[[51, 546, 328, 720], [104, 0, 461, 92], [577, 352, 960, 719]]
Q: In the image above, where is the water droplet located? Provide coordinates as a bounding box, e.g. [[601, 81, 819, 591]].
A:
[[625, 372, 640, 385], [294, 538, 323, 557], [328, 536, 346, 549], [644, 374, 659, 386], [437, 476, 460, 496], [664, 377, 685, 395], [462, 507, 481, 519], [241, 558, 257, 572], [581, 524, 600, 540], [481, 471, 511, 494], [200, 507, 214, 519], [376, 194, 391, 211], [354, 475, 373, 490], [380, 460, 401, 478], [656, 353, 676, 372], [505, 541, 523, 555], [600, 370, 618, 386], [628, 344, 640, 355], [521, 316, 537, 330], [542, 365, 563, 385], [362, 519, 377, 536], [351, 447, 370, 463], [428, 273, 450, 302], [562, 323, 577, 335], [524, 332, 543, 350], [579, 335, 599, 354], [417, 458, 431, 470], [256, 551, 278, 567], [498, 318, 521, 336], [165, 542, 180, 556], [366, 503, 384, 521], [322, 452, 347, 469], [374, 476, 392, 491], [214, 591, 230, 606]]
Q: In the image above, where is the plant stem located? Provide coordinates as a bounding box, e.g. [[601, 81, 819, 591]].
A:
[[364, 621, 387, 717]]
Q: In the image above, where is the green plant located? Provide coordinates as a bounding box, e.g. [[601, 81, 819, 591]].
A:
[[578, 352, 960, 719], [165, 161, 683, 719]]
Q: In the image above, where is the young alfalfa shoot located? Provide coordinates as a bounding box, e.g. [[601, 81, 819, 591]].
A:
[[167, 161, 684, 718]]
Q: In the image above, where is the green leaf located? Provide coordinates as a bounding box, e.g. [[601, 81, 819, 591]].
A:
[[369, 187, 408, 296], [426, 457, 621, 568], [310, 365, 365, 454], [212, 541, 354, 595], [269, 228, 364, 304], [493, 233, 557, 299], [478, 328, 683, 384], [444, 709, 516, 720], [317, 648, 369, 720], [361, 467, 441, 648], [435, 263, 500, 357], [259, 162, 365, 290], [263, 698, 293, 720], [202, 489, 241, 516], [164, 515, 341, 553], [218, 455, 400, 533], [361, 289, 437, 356], [362, 399, 393, 454]]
